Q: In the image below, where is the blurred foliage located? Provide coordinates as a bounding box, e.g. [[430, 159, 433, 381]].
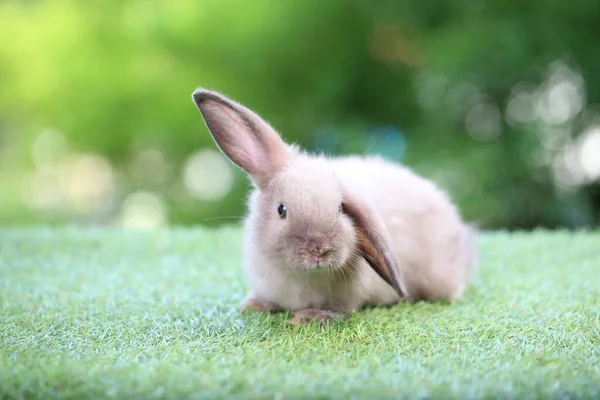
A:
[[1, 0, 599, 229]]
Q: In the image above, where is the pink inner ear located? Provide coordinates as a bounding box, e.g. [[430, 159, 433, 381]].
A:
[[195, 91, 290, 187], [211, 102, 252, 137], [201, 100, 266, 178], [231, 145, 262, 174]]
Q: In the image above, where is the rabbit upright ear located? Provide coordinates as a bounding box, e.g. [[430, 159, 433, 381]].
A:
[[192, 88, 289, 187], [342, 190, 407, 298]]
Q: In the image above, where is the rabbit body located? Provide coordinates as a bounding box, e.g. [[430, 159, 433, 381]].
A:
[[191, 88, 477, 322], [242, 153, 476, 314]]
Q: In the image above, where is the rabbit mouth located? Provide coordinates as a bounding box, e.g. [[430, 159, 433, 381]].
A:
[[307, 255, 327, 266], [300, 251, 341, 270]]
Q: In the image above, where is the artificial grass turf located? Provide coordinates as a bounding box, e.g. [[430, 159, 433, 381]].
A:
[[0, 227, 598, 399]]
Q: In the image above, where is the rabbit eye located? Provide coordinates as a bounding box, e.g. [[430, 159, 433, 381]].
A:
[[277, 203, 287, 219]]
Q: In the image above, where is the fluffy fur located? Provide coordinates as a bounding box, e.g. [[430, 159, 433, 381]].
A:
[[191, 88, 478, 325]]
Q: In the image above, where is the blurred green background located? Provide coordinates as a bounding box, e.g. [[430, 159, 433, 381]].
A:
[[1, 0, 599, 230]]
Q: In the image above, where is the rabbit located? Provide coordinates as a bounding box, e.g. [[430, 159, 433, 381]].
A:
[[191, 88, 478, 326]]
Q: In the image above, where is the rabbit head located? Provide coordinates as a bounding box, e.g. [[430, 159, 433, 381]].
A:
[[191, 88, 406, 297]]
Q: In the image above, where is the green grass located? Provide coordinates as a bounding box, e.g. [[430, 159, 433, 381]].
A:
[[1, 227, 599, 399]]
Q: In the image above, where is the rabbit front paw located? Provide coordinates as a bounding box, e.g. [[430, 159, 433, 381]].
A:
[[240, 293, 281, 313]]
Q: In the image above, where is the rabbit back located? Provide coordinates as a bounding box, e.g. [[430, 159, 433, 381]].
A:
[[330, 155, 477, 301]]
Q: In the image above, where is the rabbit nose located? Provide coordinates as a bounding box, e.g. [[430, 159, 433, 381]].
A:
[[307, 241, 332, 258]]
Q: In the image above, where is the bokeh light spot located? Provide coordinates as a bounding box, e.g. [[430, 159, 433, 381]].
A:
[[129, 148, 168, 185], [506, 89, 535, 126], [552, 142, 585, 191], [578, 126, 600, 181], [31, 129, 69, 171], [415, 72, 448, 110], [446, 82, 481, 119], [536, 62, 585, 125], [537, 126, 571, 152], [118, 191, 167, 230], [182, 149, 234, 201], [465, 102, 502, 142], [58, 153, 114, 214], [367, 125, 407, 161]]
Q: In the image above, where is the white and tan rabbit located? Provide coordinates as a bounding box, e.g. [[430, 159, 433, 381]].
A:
[[191, 88, 478, 325]]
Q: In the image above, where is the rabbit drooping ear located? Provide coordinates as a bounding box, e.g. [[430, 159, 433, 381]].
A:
[[192, 88, 289, 188], [341, 189, 407, 299]]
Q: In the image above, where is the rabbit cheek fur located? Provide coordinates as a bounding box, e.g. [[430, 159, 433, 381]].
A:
[[191, 88, 477, 325], [241, 158, 401, 317]]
